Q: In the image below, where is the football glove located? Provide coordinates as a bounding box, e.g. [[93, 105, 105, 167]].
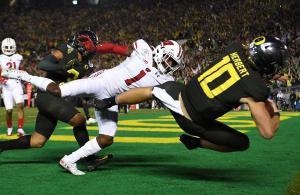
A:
[[93, 97, 117, 110]]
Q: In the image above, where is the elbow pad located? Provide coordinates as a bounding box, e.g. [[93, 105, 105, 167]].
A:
[[38, 55, 60, 71]]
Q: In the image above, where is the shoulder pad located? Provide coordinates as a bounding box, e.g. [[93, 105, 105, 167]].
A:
[[14, 54, 23, 61], [132, 39, 152, 63]]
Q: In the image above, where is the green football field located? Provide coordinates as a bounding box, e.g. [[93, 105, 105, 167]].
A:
[[0, 108, 299, 195]]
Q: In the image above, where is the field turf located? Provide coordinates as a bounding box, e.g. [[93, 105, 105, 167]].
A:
[[0, 108, 299, 194]]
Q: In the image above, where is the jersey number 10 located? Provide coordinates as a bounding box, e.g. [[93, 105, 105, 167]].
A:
[[197, 55, 240, 99]]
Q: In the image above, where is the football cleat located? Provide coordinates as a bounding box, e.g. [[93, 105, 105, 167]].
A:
[[59, 155, 86, 176], [17, 129, 25, 137], [87, 154, 113, 172], [7, 128, 13, 136], [179, 134, 200, 150]]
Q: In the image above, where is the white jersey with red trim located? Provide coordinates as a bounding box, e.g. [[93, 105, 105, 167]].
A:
[[62, 39, 174, 99], [0, 54, 23, 91], [59, 39, 174, 137], [100, 39, 173, 96]]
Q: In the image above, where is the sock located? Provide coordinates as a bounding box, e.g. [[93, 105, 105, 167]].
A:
[[65, 138, 101, 164], [6, 118, 12, 128], [73, 125, 90, 147], [18, 118, 24, 129], [0, 135, 31, 151]]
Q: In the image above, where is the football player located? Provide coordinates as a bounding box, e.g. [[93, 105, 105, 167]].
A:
[[0, 38, 25, 136], [0, 30, 129, 172], [95, 36, 288, 153], [2, 39, 184, 175]]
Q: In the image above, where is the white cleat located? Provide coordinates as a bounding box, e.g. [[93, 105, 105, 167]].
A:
[[17, 128, 25, 137], [59, 156, 85, 176], [7, 128, 13, 136], [1, 68, 29, 80], [86, 117, 97, 125]]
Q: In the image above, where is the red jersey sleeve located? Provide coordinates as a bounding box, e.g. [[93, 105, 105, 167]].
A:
[[96, 43, 129, 56]]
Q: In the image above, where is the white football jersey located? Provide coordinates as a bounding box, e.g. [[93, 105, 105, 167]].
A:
[[92, 39, 173, 97], [59, 39, 174, 137], [61, 39, 174, 100], [0, 53, 23, 90]]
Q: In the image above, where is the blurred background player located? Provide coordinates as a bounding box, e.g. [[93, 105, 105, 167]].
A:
[[0, 38, 25, 136]]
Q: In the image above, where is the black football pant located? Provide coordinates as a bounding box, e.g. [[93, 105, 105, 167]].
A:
[[171, 111, 250, 151]]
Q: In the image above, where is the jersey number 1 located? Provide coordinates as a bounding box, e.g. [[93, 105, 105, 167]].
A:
[[125, 70, 147, 86], [198, 55, 240, 99]]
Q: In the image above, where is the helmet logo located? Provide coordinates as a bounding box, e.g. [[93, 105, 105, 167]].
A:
[[162, 40, 174, 46], [253, 36, 266, 46]]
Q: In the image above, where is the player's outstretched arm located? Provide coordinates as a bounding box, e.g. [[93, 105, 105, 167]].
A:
[[116, 87, 154, 105], [96, 43, 130, 56], [240, 97, 280, 139], [94, 87, 154, 110]]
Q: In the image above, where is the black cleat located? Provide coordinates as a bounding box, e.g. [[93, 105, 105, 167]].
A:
[[179, 134, 200, 150], [86, 154, 113, 172]]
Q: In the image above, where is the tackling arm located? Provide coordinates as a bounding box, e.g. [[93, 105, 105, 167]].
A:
[[94, 87, 154, 110], [116, 87, 154, 104], [96, 43, 130, 56]]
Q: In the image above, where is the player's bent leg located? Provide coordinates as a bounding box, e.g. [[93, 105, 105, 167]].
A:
[[37, 92, 91, 149], [96, 134, 114, 148], [29, 132, 48, 148], [69, 113, 86, 127], [172, 111, 249, 152], [60, 108, 118, 173], [60, 137, 101, 165], [198, 121, 250, 152], [69, 113, 93, 152]]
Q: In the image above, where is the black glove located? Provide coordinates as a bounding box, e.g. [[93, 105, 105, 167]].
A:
[[93, 96, 116, 110]]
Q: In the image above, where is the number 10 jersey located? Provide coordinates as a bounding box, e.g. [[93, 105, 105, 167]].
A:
[[181, 42, 270, 123]]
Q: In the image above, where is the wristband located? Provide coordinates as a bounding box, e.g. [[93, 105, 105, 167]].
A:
[[274, 112, 280, 116]]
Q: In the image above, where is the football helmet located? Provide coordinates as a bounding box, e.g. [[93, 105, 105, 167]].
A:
[[1, 38, 16, 56], [249, 36, 288, 79], [68, 30, 99, 57], [153, 40, 184, 75]]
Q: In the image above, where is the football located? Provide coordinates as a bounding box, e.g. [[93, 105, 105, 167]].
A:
[[265, 100, 275, 116]]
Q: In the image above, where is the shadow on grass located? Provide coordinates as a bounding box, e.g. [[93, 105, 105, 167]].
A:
[[90, 154, 259, 182]]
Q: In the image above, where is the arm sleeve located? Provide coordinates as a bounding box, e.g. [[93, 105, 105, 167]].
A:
[[96, 43, 128, 56], [38, 54, 63, 71]]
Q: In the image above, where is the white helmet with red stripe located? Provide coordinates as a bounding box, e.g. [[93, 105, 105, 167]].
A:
[[1, 38, 16, 56], [153, 40, 184, 75]]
